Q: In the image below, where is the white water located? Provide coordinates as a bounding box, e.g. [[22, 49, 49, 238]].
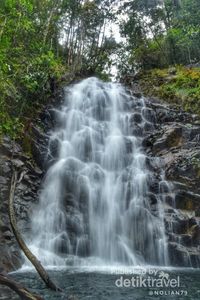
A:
[[25, 78, 168, 267]]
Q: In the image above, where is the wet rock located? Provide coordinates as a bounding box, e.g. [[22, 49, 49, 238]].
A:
[[0, 244, 24, 273], [0, 137, 21, 157], [147, 192, 158, 205], [0, 176, 7, 185], [130, 113, 143, 124], [168, 242, 200, 267], [153, 126, 183, 154], [166, 149, 200, 194], [132, 91, 142, 98], [142, 107, 156, 123], [48, 137, 60, 159], [142, 136, 153, 148], [124, 137, 134, 153], [40, 108, 57, 129], [76, 236, 89, 257], [131, 125, 143, 136], [0, 98, 59, 272], [147, 175, 160, 194], [180, 234, 193, 247], [12, 159, 24, 168], [31, 142, 47, 169], [0, 136, 43, 272], [174, 190, 200, 210], [139, 95, 200, 267], [190, 225, 200, 246], [143, 122, 154, 133]]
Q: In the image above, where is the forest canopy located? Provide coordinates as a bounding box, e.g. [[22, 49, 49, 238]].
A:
[[119, 0, 200, 74], [0, 0, 200, 138]]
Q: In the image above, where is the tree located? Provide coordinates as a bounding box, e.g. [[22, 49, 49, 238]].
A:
[[9, 171, 62, 292], [0, 273, 44, 300], [0, 0, 117, 138], [118, 0, 200, 74]]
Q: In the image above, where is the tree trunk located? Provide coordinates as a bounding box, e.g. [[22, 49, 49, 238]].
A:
[[0, 17, 7, 41], [0, 273, 44, 300], [43, 1, 61, 45], [8, 170, 62, 292]]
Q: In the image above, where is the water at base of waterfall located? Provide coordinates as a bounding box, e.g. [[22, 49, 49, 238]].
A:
[[8, 268, 199, 300], [24, 77, 169, 268]]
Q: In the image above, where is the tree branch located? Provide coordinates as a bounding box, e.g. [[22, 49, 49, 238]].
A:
[[8, 170, 62, 292], [0, 273, 44, 300]]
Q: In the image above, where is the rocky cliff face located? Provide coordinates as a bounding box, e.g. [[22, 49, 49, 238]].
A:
[[0, 84, 200, 271], [142, 96, 200, 267], [0, 137, 42, 272], [0, 92, 63, 273]]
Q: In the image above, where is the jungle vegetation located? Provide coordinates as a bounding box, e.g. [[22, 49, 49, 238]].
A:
[[0, 0, 200, 138]]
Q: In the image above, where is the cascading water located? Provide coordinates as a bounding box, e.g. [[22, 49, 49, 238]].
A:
[[26, 77, 169, 267]]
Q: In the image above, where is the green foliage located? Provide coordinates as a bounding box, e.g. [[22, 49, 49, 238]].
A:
[[118, 0, 200, 116], [0, 0, 67, 139], [119, 0, 200, 72], [0, 0, 116, 140], [0, 115, 24, 139], [140, 66, 200, 115]]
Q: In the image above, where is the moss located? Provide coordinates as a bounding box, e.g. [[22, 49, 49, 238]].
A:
[[186, 199, 194, 210], [139, 66, 200, 115], [191, 157, 200, 179], [162, 128, 183, 149], [21, 134, 32, 157], [187, 225, 197, 235], [177, 196, 194, 210]]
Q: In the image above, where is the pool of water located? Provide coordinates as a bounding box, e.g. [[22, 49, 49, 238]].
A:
[[1, 267, 200, 300]]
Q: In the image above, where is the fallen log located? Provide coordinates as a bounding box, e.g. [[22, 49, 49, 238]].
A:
[[8, 170, 62, 292], [0, 273, 44, 300]]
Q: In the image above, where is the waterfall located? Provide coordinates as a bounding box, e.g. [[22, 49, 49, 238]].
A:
[[26, 77, 169, 267]]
